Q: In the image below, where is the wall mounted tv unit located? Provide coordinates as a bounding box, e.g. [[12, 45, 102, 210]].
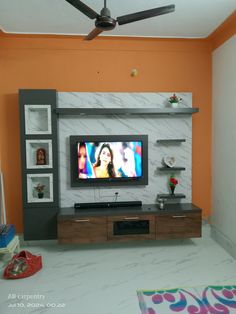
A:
[[70, 134, 148, 187]]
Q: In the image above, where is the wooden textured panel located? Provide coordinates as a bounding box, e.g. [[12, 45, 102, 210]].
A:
[[107, 215, 155, 242], [156, 212, 202, 240], [58, 216, 107, 244], [57, 205, 202, 244]]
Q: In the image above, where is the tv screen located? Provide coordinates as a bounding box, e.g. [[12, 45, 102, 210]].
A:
[[70, 135, 148, 187]]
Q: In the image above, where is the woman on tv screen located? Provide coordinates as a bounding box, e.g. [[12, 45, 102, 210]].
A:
[[77, 142, 95, 179], [93, 143, 116, 178]]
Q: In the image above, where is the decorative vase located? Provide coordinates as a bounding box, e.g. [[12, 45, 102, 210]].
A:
[[169, 102, 178, 108], [170, 185, 175, 195], [38, 192, 44, 199]]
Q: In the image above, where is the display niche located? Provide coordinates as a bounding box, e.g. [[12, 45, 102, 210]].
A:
[[19, 89, 58, 240]]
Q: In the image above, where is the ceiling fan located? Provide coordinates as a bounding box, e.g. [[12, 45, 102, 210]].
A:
[[65, 0, 175, 40]]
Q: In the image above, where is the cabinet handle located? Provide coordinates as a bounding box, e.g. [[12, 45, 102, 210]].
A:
[[172, 215, 187, 218], [74, 219, 90, 223], [124, 217, 139, 220]]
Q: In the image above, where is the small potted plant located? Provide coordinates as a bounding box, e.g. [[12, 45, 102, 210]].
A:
[[168, 93, 182, 108], [169, 175, 178, 195], [34, 183, 45, 199]]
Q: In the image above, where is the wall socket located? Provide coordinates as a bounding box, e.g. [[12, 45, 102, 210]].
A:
[[98, 189, 121, 199]]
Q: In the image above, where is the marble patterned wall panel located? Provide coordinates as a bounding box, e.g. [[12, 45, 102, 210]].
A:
[[58, 92, 191, 109], [58, 92, 192, 207]]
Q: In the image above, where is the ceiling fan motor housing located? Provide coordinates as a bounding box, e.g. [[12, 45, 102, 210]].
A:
[[95, 16, 116, 30], [94, 6, 116, 30]]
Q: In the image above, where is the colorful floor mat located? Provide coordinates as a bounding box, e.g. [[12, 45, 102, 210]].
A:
[[137, 285, 236, 313]]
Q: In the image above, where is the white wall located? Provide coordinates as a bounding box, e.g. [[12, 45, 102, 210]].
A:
[[212, 35, 236, 253]]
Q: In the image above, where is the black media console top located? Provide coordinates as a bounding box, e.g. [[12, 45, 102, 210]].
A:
[[58, 203, 202, 219]]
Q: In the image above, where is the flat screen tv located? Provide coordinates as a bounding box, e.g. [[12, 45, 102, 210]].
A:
[[70, 135, 148, 187]]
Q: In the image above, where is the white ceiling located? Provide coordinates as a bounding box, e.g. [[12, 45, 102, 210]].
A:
[[0, 0, 235, 39]]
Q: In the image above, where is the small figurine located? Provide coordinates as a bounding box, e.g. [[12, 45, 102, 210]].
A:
[[36, 148, 46, 165]]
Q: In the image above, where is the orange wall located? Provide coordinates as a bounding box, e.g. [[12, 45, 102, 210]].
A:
[[207, 10, 236, 51], [0, 33, 212, 232]]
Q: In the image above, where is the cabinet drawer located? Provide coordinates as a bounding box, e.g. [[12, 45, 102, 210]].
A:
[[58, 216, 107, 244], [156, 212, 201, 239], [107, 215, 155, 241]]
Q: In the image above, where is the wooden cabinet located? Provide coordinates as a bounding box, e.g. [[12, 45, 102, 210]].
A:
[[107, 215, 155, 242], [156, 212, 202, 240], [57, 203, 202, 244], [58, 216, 107, 244]]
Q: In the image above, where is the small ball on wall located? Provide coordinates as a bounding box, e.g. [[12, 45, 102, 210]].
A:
[[131, 69, 138, 77]]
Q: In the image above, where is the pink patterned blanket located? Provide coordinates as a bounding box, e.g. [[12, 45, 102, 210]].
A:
[[137, 285, 236, 313]]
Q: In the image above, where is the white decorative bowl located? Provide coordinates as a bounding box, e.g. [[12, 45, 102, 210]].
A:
[[163, 156, 176, 168]]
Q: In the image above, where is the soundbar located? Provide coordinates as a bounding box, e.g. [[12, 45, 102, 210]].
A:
[[74, 201, 142, 209]]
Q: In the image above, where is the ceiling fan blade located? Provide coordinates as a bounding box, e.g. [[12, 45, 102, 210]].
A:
[[65, 0, 99, 19], [84, 27, 104, 40], [117, 4, 175, 25]]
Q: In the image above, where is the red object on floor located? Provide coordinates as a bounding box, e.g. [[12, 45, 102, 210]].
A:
[[3, 250, 42, 279]]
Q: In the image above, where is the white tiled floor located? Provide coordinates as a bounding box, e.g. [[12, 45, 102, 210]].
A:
[[0, 224, 236, 314]]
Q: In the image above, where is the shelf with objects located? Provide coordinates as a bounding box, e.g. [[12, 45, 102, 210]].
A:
[[27, 173, 53, 203], [155, 84, 199, 239], [157, 133, 187, 201], [157, 193, 186, 199], [157, 170, 184, 200], [19, 90, 198, 241], [26, 139, 53, 169], [0, 185, 21, 258], [0, 235, 20, 259], [55, 107, 199, 116], [19, 89, 59, 240]]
